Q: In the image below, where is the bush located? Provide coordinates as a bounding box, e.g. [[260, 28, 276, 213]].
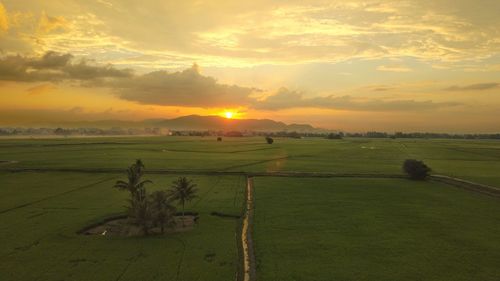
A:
[[265, 137, 274, 144], [403, 159, 431, 180], [326, 133, 343, 139]]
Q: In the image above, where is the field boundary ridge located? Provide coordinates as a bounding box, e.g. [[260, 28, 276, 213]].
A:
[[430, 175, 500, 198]]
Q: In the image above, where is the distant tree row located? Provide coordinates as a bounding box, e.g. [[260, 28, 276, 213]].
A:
[[0, 127, 165, 136], [2, 127, 499, 139], [346, 131, 500, 140]]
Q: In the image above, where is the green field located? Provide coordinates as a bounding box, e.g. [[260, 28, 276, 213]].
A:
[[253, 177, 500, 281], [0, 136, 499, 280], [1, 137, 500, 185], [0, 172, 245, 280]]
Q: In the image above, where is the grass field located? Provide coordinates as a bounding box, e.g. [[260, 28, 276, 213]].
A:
[[0, 172, 245, 281], [1, 137, 499, 185], [0, 136, 499, 280], [253, 177, 500, 281]]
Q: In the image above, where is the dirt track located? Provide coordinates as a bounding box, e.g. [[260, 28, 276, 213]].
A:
[[240, 177, 256, 281]]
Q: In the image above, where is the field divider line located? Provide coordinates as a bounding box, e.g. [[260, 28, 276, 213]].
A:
[[0, 176, 117, 215], [1, 167, 406, 178], [430, 175, 500, 198], [221, 156, 291, 171], [3, 168, 497, 198]]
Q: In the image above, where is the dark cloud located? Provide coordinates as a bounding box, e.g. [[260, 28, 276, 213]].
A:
[[29, 52, 73, 69], [444, 83, 499, 91], [113, 64, 258, 108], [0, 51, 132, 82], [0, 52, 461, 112], [253, 88, 460, 111]]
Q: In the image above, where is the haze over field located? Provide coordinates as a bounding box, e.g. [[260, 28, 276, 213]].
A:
[[0, 0, 499, 132]]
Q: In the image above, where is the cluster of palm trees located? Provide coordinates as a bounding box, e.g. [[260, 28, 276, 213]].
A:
[[114, 160, 198, 235]]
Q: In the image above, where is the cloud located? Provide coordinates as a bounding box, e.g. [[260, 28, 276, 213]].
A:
[[0, 51, 133, 82], [26, 83, 57, 95], [0, 52, 255, 108], [114, 64, 258, 107], [0, 2, 8, 34], [444, 83, 499, 91], [38, 11, 69, 33], [377, 65, 412, 72], [1, 1, 500, 70], [0, 51, 464, 112], [253, 88, 460, 111]]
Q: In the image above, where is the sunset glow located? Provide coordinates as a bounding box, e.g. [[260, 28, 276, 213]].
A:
[[0, 0, 499, 132]]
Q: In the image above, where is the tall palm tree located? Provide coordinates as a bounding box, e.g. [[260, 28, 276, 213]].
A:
[[114, 159, 151, 201], [168, 177, 198, 225], [150, 190, 176, 234], [126, 196, 152, 235]]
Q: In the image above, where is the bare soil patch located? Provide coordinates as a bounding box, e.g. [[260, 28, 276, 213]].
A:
[[81, 214, 199, 236], [0, 160, 18, 165]]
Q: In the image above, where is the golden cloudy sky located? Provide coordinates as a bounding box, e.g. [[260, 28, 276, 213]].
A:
[[0, 0, 499, 132]]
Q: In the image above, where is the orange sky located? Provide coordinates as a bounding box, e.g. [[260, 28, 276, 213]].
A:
[[0, 1, 500, 132]]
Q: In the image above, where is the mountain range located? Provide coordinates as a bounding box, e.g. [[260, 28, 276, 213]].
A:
[[46, 115, 324, 132], [147, 115, 320, 132]]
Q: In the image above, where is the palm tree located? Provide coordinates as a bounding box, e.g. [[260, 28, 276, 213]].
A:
[[150, 190, 176, 234], [168, 177, 198, 225], [114, 159, 151, 201], [126, 197, 152, 235]]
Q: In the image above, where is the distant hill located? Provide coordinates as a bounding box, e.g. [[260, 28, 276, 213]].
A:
[[14, 115, 324, 132], [145, 115, 321, 132]]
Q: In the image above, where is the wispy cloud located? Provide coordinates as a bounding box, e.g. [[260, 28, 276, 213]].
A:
[[253, 88, 460, 112], [37, 11, 69, 33], [377, 65, 412, 72], [2, 1, 500, 69], [0, 2, 8, 34], [26, 83, 56, 95], [444, 83, 499, 91]]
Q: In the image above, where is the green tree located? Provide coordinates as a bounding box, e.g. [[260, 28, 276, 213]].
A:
[[114, 159, 151, 201], [168, 177, 198, 225], [403, 159, 431, 180], [127, 196, 152, 235], [150, 190, 176, 234]]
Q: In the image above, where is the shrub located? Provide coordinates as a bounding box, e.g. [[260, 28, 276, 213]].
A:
[[265, 136, 274, 144], [403, 159, 431, 180], [326, 133, 343, 139]]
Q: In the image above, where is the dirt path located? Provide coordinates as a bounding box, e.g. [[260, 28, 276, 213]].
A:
[[241, 176, 256, 281]]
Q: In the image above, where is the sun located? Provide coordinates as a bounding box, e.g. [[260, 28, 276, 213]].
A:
[[224, 111, 234, 119]]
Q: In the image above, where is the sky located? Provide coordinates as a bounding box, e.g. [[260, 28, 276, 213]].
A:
[[0, 0, 499, 132]]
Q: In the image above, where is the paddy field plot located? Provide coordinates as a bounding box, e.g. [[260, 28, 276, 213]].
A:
[[0, 172, 245, 281], [1, 137, 499, 186], [253, 177, 500, 281], [1, 136, 500, 281]]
